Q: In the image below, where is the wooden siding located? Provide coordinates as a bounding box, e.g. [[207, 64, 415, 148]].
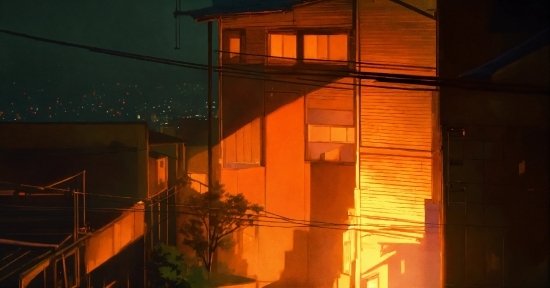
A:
[[360, 88, 432, 151], [306, 77, 354, 111], [293, 0, 353, 27], [359, 0, 436, 75], [359, 153, 432, 240], [245, 28, 265, 63], [358, 0, 436, 243]]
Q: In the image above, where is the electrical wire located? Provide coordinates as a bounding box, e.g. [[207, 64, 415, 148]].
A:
[[1, 29, 547, 95], [0, 201, 500, 233]]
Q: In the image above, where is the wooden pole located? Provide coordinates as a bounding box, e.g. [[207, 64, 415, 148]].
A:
[[207, 20, 213, 276], [207, 22, 213, 189]]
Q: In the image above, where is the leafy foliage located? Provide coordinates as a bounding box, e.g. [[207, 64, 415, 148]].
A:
[[179, 183, 264, 272], [147, 243, 191, 288]]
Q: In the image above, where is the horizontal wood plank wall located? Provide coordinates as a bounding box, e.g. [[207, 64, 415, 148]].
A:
[[358, 0, 436, 242], [293, 0, 353, 27], [359, 0, 436, 75], [360, 153, 432, 240], [245, 28, 265, 64], [360, 88, 432, 150], [306, 77, 354, 111]]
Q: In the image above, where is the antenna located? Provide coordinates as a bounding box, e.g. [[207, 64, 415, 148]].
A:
[[174, 0, 181, 50]]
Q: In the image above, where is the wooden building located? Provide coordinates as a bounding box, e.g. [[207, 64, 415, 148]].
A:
[[182, 0, 438, 287]]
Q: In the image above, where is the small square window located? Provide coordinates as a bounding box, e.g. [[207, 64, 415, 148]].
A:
[[229, 37, 240, 59], [223, 30, 244, 62]]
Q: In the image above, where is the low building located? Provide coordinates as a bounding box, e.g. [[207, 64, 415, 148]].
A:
[[0, 122, 188, 287]]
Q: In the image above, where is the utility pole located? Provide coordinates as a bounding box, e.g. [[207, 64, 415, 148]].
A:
[[207, 22, 213, 189], [207, 20, 213, 276]]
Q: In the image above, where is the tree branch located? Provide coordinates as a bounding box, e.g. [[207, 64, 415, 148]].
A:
[[217, 225, 243, 240]]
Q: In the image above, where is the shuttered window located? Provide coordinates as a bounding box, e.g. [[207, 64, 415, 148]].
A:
[[224, 118, 262, 166]]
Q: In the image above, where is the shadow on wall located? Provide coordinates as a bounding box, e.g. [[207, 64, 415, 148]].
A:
[[263, 229, 309, 288], [222, 73, 349, 139], [308, 162, 355, 287], [503, 128, 549, 285]]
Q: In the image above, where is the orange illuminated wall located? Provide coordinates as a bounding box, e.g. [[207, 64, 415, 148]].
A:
[[356, 0, 439, 287], [358, 0, 436, 240], [85, 204, 145, 273]]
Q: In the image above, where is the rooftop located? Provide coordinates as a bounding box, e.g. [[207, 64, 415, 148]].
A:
[[179, 0, 321, 22], [148, 130, 185, 145]]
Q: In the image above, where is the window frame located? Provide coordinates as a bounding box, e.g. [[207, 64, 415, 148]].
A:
[[300, 29, 351, 64], [223, 116, 264, 169], [222, 29, 245, 63], [157, 157, 167, 185], [266, 29, 352, 67], [267, 29, 298, 65]]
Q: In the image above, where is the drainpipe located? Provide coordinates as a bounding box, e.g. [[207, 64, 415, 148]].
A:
[[354, 0, 362, 287]]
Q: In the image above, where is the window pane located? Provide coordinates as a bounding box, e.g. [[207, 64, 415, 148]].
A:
[[229, 37, 240, 59], [347, 127, 355, 143], [309, 125, 330, 142], [329, 34, 348, 61], [270, 34, 283, 57], [317, 35, 328, 60], [283, 34, 296, 58], [304, 35, 318, 59], [331, 127, 347, 142]]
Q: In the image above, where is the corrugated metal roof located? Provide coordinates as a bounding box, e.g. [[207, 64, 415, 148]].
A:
[[180, 0, 318, 21]]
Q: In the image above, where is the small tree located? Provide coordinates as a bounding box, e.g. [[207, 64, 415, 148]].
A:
[[147, 243, 191, 288], [179, 183, 263, 273]]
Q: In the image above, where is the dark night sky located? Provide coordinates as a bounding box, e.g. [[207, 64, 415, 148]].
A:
[[0, 0, 217, 122]]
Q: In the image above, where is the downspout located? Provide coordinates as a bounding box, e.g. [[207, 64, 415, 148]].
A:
[[435, 2, 445, 287], [354, 0, 362, 287]]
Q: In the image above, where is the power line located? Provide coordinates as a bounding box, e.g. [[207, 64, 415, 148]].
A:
[[1, 29, 546, 94], [215, 49, 437, 71], [0, 201, 506, 233]]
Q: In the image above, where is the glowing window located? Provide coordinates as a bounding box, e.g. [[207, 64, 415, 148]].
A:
[[269, 33, 297, 60], [308, 125, 354, 143], [229, 37, 240, 59], [224, 30, 243, 62], [157, 158, 166, 184], [304, 34, 348, 61]]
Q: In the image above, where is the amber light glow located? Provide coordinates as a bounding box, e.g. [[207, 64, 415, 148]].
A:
[[229, 37, 240, 59], [269, 34, 297, 59], [304, 34, 348, 61]]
